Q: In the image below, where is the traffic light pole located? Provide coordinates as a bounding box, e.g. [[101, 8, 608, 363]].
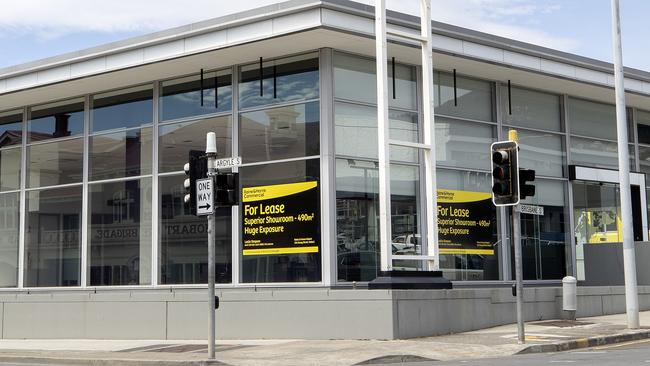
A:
[[206, 133, 217, 359], [512, 206, 525, 344]]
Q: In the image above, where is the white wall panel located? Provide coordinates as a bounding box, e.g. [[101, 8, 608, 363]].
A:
[[105, 49, 144, 70], [143, 40, 185, 62], [272, 9, 320, 34], [226, 20, 273, 45], [575, 67, 608, 85], [321, 9, 373, 34], [463, 41, 504, 62], [432, 34, 463, 54], [503, 51, 541, 71], [70, 57, 107, 78], [540, 59, 575, 78], [5, 73, 38, 92], [184, 30, 228, 53], [36, 65, 71, 84]]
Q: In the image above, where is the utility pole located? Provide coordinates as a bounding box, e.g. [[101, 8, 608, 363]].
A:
[[206, 132, 218, 358], [610, 0, 639, 329]]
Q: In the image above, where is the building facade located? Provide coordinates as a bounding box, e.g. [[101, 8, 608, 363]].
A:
[[0, 0, 649, 339]]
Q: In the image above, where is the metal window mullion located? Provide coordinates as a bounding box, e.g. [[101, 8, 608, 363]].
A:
[[17, 107, 28, 288], [419, 0, 438, 270], [376, 0, 392, 272], [495, 82, 510, 281], [151, 81, 160, 286], [563, 93, 577, 278], [319, 47, 336, 286], [632, 108, 640, 172], [81, 95, 90, 287], [231, 65, 240, 287]]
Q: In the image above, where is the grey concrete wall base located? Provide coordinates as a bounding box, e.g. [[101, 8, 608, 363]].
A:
[[0, 286, 648, 340]]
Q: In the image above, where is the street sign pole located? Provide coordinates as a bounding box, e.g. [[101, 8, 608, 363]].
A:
[[205, 132, 217, 359]]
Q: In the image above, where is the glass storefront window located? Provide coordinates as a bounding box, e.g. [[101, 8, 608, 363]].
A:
[[0, 110, 23, 148], [335, 102, 418, 163], [28, 99, 84, 142], [434, 72, 493, 122], [435, 117, 495, 170], [639, 145, 650, 176], [89, 128, 153, 181], [506, 128, 565, 177], [160, 70, 232, 121], [0, 192, 19, 287], [159, 175, 231, 284], [567, 98, 631, 141], [240, 102, 319, 163], [239, 53, 319, 110], [27, 138, 83, 187], [159, 116, 231, 173], [436, 169, 499, 281], [0, 148, 21, 191], [25, 186, 82, 287], [240, 158, 320, 283], [88, 178, 152, 286], [569, 137, 635, 169], [502, 86, 562, 131], [516, 179, 568, 280], [91, 85, 153, 132], [333, 52, 417, 110], [637, 110, 650, 145]]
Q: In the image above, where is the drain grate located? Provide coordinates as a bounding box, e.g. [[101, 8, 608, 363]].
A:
[[355, 355, 438, 365], [531, 320, 593, 328]]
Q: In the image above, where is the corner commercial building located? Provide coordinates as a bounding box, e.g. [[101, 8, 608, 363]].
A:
[[0, 0, 648, 339]]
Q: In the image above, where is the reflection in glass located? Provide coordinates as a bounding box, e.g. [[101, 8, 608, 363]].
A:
[[0, 193, 19, 287], [159, 116, 231, 173], [160, 175, 231, 284], [335, 102, 418, 162], [28, 99, 84, 142], [239, 53, 319, 110], [160, 71, 232, 121], [89, 128, 152, 180], [637, 110, 650, 145], [25, 186, 82, 287], [435, 117, 495, 170], [89, 179, 152, 286], [434, 72, 493, 122], [27, 138, 83, 187], [0, 148, 20, 191], [436, 169, 499, 281], [240, 159, 320, 283], [507, 128, 564, 177], [390, 164, 421, 264], [502, 86, 561, 131], [567, 98, 626, 141], [333, 52, 417, 110], [0, 110, 23, 148], [92, 85, 152, 132], [569, 137, 635, 169], [240, 102, 319, 163]]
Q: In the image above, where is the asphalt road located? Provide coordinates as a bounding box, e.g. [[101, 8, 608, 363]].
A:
[[371, 338, 650, 366]]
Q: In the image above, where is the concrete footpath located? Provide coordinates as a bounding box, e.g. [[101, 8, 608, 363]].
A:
[[0, 311, 647, 366]]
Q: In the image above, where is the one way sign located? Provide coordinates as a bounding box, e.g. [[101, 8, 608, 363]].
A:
[[196, 177, 214, 216]]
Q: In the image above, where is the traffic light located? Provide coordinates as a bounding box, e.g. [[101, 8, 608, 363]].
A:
[[183, 150, 208, 215], [491, 141, 519, 206], [215, 172, 239, 206], [519, 169, 536, 199]]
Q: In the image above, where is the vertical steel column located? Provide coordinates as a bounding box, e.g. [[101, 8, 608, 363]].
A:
[[17, 107, 28, 288], [231, 66, 240, 287], [81, 95, 90, 287], [610, 0, 639, 329], [151, 81, 160, 286], [513, 207, 525, 343], [420, 0, 438, 270], [375, 0, 392, 271]]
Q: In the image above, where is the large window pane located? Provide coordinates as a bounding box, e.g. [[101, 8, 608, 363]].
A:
[[502, 86, 561, 131], [639, 145, 650, 176], [570, 137, 634, 169], [159, 175, 231, 284], [25, 186, 82, 287], [0, 148, 21, 191], [89, 178, 152, 286], [89, 128, 152, 180], [517, 180, 568, 280], [436, 117, 495, 170], [434, 72, 493, 122], [240, 159, 320, 283], [333, 52, 417, 110], [240, 102, 319, 163], [159, 116, 231, 173], [637, 110, 650, 145], [0, 110, 23, 148], [0, 193, 19, 287], [436, 169, 499, 281], [568, 98, 619, 140], [27, 138, 83, 187], [92, 85, 152, 132], [29, 99, 84, 142], [239, 53, 319, 110], [160, 70, 232, 121], [335, 102, 418, 162], [506, 128, 564, 177]]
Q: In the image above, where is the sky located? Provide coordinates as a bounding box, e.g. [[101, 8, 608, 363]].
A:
[[0, 0, 648, 71]]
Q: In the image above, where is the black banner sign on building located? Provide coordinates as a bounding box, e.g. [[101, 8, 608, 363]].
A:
[[242, 181, 319, 256], [437, 189, 495, 255]]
